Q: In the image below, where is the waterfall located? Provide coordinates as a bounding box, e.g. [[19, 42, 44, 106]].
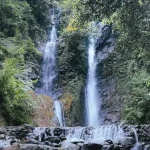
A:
[[131, 128, 140, 150], [42, 25, 57, 95], [41, 10, 65, 127], [66, 125, 124, 143], [66, 127, 84, 141], [85, 37, 99, 126], [54, 100, 66, 127]]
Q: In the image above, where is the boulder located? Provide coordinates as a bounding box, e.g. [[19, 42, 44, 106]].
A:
[[86, 143, 102, 150], [2, 144, 20, 150], [102, 140, 114, 150], [62, 140, 80, 150]]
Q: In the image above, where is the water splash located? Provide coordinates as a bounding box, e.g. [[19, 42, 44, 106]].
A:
[[66, 127, 85, 141], [91, 125, 124, 142], [54, 100, 66, 127], [85, 37, 99, 126], [131, 128, 140, 150], [66, 125, 124, 143], [33, 128, 46, 142]]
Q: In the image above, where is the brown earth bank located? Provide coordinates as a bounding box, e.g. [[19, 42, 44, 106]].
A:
[[0, 92, 58, 127], [29, 92, 58, 127], [0, 125, 150, 150]]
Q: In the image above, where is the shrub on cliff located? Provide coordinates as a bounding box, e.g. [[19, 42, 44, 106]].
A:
[[0, 57, 33, 125], [57, 28, 87, 126]]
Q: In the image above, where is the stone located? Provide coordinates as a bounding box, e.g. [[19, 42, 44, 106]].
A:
[[44, 141, 52, 146], [121, 137, 136, 146], [53, 137, 61, 144], [2, 144, 20, 150], [87, 143, 102, 150], [28, 139, 39, 144], [0, 135, 5, 140], [102, 140, 114, 150], [62, 141, 80, 150], [114, 145, 122, 150], [69, 138, 84, 144], [144, 144, 150, 150], [60, 136, 66, 141], [77, 142, 84, 147], [138, 144, 144, 150], [53, 128, 62, 136], [51, 143, 61, 148]]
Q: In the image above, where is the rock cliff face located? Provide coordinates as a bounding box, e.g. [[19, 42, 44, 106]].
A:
[[56, 22, 119, 126], [0, 125, 150, 150], [95, 23, 122, 125], [57, 31, 87, 126]]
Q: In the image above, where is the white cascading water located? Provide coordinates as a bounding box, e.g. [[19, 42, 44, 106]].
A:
[[86, 37, 99, 126], [54, 100, 65, 127], [66, 125, 124, 143], [131, 128, 140, 150], [42, 25, 57, 94], [41, 11, 65, 127]]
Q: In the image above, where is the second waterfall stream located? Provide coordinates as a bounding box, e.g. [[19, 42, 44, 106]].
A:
[[85, 37, 99, 126], [41, 10, 65, 127]]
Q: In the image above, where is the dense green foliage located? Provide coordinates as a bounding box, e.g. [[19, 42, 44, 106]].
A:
[[57, 30, 87, 126], [0, 0, 52, 125], [72, 0, 150, 124]]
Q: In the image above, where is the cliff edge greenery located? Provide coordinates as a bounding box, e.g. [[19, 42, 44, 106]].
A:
[[0, 0, 53, 125]]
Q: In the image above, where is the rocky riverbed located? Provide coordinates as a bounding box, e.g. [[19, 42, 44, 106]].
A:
[[0, 125, 150, 150]]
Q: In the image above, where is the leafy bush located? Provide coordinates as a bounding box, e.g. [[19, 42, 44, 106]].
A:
[[57, 29, 87, 126], [0, 58, 33, 125]]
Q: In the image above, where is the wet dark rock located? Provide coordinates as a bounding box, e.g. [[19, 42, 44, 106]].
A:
[[62, 141, 80, 150], [102, 140, 114, 150], [96, 23, 112, 49], [87, 143, 102, 150], [53, 128, 62, 136], [28, 139, 39, 144], [122, 137, 136, 146], [138, 144, 144, 150], [45, 128, 51, 136], [60, 136, 66, 141], [0, 135, 5, 140], [114, 145, 123, 150], [70, 139, 84, 145], [144, 144, 150, 150], [51, 143, 61, 147], [53, 137, 61, 144], [44, 141, 51, 146]]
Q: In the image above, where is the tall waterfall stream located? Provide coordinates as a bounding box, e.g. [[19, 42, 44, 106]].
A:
[[41, 11, 65, 127], [86, 37, 99, 126]]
